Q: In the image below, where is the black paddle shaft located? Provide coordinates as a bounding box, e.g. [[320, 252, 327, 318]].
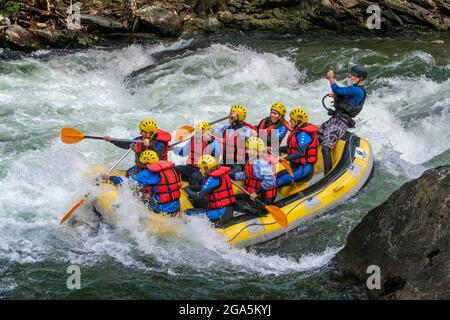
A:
[[85, 135, 145, 144]]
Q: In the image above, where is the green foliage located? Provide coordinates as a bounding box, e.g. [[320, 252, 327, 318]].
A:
[[4, 2, 20, 13]]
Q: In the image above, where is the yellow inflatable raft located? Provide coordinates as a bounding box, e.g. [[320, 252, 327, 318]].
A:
[[92, 132, 374, 247]]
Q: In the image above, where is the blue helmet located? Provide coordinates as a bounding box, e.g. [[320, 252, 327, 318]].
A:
[[350, 64, 368, 79]]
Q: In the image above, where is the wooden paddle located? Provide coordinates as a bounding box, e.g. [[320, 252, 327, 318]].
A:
[[231, 180, 288, 228]]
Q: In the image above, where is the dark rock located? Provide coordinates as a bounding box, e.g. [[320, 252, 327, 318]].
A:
[[253, 13, 272, 19], [258, 0, 304, 8], [436, 0, 450, 16], [241, 20, 250, 30], [136, 5, 183, 37], [335, 166, 450, 299], [201, 16, 221, 32], [410, 0, 436, 9], [383, 9, 404, 26], [31, 28, 96, 49], [233, 13, 249, 22], [229, 0, 243, 9], [194, 0, 224, 17], [218, 11, 234, 24], [338, 0, 360, 9], [0, 14, 10, 31], [296, 16, 312, 31], [398, 14, 417, 25], [273, 7, 284, 18], [1, 24, 41, 51], [80, 15, 124, 31]]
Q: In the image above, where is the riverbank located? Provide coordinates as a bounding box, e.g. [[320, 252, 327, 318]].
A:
[[1, 0, 449, 51]]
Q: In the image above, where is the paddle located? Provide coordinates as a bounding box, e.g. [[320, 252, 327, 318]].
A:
[[59, 148, 132, 225], [174, 116, 230, 137], [265, 148, 294, 177], [61, 127, 147, 145], [170, 116, 229, 149], [231, 180, 288, 228]]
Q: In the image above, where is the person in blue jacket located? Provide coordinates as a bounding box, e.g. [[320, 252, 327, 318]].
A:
[[234, 137, 277, 215], [172, 121, 221, 193], [107, 150, 181, 216], [183, 155, 236, 224], [256, 102, 292, 150], [103, 119, 171, 177], [276, 108, 319, 188], [319, 65, 368, 175]]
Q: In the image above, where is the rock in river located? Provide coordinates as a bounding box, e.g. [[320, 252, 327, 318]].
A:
[[335, 165, 450, 299]]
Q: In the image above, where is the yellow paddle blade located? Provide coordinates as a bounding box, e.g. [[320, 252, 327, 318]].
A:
[[280, 158, 294, 177], [265, 205, 288, 228], [61, 127, 85, 144], [175, 125, 194, 142], [60, 197, 85, 225]]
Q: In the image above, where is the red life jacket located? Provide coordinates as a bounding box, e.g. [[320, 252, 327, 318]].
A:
[[243, 158, 277, 203], [144, 161, 181, 204], [257, 117, 292, 146], [187, 136, 215, 168], [135, 130, 172, 170], [286, 124, 319, 165], [222, 121, 255, 165], [207, 166, 236, 209]]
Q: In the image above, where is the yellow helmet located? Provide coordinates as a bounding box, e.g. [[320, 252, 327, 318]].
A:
[[139, 119, 157, 138], [140, 150, 159, 164], [195, 121, 212, 133], [197, 155, 217, 174], [271, 102, 286, 117], [245, 137, 265, 154], [289, 107, 308, 127], [230, 104, 247, 122]]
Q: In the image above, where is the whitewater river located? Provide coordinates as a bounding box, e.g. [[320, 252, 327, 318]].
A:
[[0, 33, 449, 299]]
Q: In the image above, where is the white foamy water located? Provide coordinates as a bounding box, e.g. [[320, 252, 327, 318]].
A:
[[0, 39, 449, 288]]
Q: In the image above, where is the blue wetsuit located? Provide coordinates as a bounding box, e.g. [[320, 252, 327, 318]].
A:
[[256, 117, 289, 149], [110, 169, 180, 214], [110, 136, 166, 177], [331, 83, 365, 106], [173, 138, 222, 192], [184, 176, 230, 221], [276, 131, 313, 187]]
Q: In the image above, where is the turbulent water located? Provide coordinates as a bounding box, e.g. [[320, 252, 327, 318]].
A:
[[0, 33, 449, 299]]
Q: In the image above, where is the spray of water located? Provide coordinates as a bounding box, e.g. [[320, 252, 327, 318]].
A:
[[0, 40, 449, 292]]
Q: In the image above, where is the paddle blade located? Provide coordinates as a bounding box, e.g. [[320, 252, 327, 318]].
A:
[[281, 158, 294, 177], [265, 205, 288, 228], [60, 197, 85, 225], [61, 128, 85, 144], [175, 125, 194, 142]]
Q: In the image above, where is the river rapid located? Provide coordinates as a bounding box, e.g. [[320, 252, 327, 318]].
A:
[[0, 33, 449, 299]]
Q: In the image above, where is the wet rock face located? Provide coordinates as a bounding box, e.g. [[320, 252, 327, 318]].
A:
[[335, 166, 450, 299], [136, 5, 183, 37], [1, 0, 449, 51], [2, 24, 41, 51]]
